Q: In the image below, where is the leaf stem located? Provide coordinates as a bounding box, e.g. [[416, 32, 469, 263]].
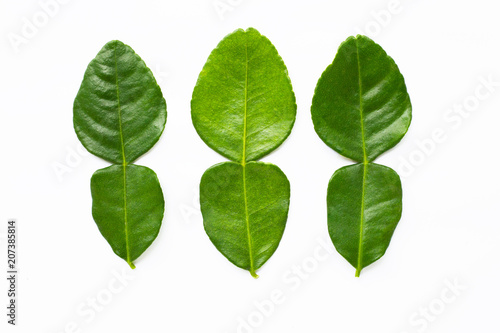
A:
[[250, 269, 259, 279]]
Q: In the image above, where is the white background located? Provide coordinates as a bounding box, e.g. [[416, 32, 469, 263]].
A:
[[1, 0, 500, 332]]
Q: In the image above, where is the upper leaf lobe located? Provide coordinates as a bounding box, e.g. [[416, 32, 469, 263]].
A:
[[191, 28, 296, 162], [74, 40, 167, 164]]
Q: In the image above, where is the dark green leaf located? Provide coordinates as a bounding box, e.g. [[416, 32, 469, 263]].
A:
[[312, 35, 410, 276], [74, 40, 166, 268], [91, 164, 164, 269], [200, 161, 290, 278], [74, 40, 167, 165], [311, 35, 411, 163], [191, 28, 296, 163], [327, 163, 402, 276]]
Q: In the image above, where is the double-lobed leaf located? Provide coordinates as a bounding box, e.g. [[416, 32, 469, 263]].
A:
[[192, 28, 296, 277], [74, 40, 167, 268], [311, 35, 411, 276]]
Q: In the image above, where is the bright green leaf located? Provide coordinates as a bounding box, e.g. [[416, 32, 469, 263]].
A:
[[74, 40, 167, 165], [91, 164, 164, 269], [311, 35, 411, 163], [192, 28, 295, 277], [200, 162, 290, 278], [191, 27, 296, 163], [327, 163, 402, 277]]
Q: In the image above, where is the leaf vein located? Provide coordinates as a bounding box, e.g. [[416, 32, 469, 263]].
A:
[[113, 43, 134, 269]]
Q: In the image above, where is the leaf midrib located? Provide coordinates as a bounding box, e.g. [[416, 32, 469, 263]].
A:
[[241, 36, 257, 278], [355, 38, 367, 277], [113, 43, 134, 269], [355, 38, 368, 163]]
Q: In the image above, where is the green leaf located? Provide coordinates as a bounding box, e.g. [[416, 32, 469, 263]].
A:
[[74, 40, 167, 268], [311, 35, 411, 163], [200, 161, 290, 278], [312, 35, 410, 276], [191, 27, 296, 163], [74, 40, 167, 165], [192, 28, 295, 277], [327, 163, 402, 277], [91, 164, 164, 269]]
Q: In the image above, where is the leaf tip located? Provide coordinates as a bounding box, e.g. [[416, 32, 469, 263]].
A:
[[245, 27, 259, 34]]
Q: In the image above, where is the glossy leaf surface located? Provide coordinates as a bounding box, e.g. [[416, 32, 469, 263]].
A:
[[191, 28, 296, 163], [91, 164, 164, 269], [74, 40, 167, 165], [74, 40, 166, 268], [327, 163, 402, 276], [192, 28, 295, 277], [312, 35, 410, 276], [311, 35, 411, 163], [200, 161, 290, 277]]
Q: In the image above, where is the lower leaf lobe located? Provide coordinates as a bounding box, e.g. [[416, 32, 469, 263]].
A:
[[91, 164, 164, 268], [200, 161, 290, 277], [327, 163, 402, 276]]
